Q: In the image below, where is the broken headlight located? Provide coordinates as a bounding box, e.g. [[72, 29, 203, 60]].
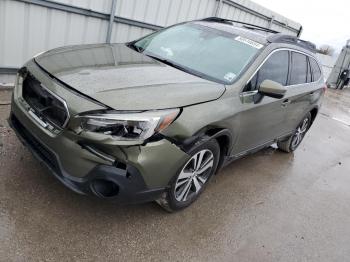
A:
[[77, 109, 180, 141]]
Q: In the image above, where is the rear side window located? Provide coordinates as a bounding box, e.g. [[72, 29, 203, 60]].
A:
[[306, 59, 312, 83], [244, 50, 289, 91], [310, 58, 322, 81], [290, 52, 308, 85]]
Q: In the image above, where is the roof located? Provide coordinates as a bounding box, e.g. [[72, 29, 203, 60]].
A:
[[196, 17, 316, 53]]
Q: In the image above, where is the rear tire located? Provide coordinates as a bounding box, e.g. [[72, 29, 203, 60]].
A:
[[340, 80, 348, 90], [337, 79, 344, 89], [277, 112, 312, 153], [157, 139, 220, 212]]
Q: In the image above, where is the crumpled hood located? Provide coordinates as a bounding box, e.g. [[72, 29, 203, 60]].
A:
[[35, 43, 225, 110]]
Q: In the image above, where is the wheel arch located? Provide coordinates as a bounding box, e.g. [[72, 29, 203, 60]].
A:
[[310, 107, 319, 124], [179, 127, 233, 172]]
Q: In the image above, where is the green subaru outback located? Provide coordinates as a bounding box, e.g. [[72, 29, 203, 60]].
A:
[[9, 17, 325, 211]]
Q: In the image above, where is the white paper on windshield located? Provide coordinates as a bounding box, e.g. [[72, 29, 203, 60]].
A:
[[224, 72, 237, 82], [234, 36, 264, 49]]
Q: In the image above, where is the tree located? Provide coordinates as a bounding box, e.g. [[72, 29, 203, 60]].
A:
[[317, 44, 335, 56]]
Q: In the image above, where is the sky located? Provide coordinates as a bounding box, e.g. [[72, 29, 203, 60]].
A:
[[254, 0, 350, 54]]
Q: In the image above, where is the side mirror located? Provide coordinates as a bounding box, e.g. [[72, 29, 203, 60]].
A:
[[259, 79, 287, 99]]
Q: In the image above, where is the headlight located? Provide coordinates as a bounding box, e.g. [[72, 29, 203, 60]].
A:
[[76, 109, 180, 141], [14, 67, 27, 98]]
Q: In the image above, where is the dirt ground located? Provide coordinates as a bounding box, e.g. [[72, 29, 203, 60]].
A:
[[0, 88, 350, 261]]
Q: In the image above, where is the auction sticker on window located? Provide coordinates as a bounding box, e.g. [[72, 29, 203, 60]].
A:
[[224, 72, 237, 82], [235, 36, 264, 49]]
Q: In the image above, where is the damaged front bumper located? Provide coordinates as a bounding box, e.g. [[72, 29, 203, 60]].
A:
[[9, 78, 190, 204]]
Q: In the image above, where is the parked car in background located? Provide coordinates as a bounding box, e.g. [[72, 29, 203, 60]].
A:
[[9, 17, 325, 212]]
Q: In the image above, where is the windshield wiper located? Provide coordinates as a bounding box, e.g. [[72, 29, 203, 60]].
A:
[[132, 50, 223, 84], [145, 53, 221, 82], [144, 54, 197, 75], [146, 55, 176, 67], [126, 44, 183, 71]]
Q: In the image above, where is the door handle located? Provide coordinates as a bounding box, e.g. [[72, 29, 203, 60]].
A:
[[281, 99, 291, 107]]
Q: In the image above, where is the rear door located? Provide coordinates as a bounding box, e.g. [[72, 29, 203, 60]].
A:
[[282, 51, 317, 132], [232, 50, 290, 155]]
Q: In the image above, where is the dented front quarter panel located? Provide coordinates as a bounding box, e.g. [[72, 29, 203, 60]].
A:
[[96, 139, 190, 188], [66, 129, 190, 188]]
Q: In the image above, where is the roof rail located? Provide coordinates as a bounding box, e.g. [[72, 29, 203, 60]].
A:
[[267, 34, 316, 52], [200, 17, 280, 34]]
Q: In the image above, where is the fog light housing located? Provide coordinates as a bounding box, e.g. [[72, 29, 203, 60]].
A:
[[90, 179, 119, 198]]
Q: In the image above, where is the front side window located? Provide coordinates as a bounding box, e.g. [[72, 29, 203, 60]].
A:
[[290, 52, 308, 85], [244, 50, 289, 91], [131, 23, 261, 84]]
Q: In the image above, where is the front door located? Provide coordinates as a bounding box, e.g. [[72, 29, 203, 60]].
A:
[[231, 50, 290, 156]]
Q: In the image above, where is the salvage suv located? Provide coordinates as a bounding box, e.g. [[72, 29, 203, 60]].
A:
[[9, 17, 325, 211]]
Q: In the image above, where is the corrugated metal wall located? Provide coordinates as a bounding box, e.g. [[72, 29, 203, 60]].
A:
[[326, 43, 350, 86], [219, 0, 300, 34], [0, 0, 302, 69]]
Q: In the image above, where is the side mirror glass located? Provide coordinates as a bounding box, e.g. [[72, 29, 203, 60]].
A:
[[259, 79, 287, 99]]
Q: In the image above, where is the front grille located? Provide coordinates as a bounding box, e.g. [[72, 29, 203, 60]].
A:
[[10, 114, 61, 175], [22, 74, 69, 128]]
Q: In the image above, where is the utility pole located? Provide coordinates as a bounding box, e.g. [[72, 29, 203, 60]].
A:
[[106, 0, 117, 43]]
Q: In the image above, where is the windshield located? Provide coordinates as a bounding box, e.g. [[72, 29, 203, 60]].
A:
[[130, 23, 262, 84]]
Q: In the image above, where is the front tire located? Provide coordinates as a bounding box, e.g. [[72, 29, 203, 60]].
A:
[[277, 112, 312, 153], [157, 139, 220, 212]]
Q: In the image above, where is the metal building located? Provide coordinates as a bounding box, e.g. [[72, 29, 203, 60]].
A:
[[327, 40, 350, 87], [0, 0, 302, 72], [316, 53, 337, 81]]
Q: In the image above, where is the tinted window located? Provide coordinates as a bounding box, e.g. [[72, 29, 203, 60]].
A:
[[310, 58, 322, 81], [245, 50, 289, 91], [290, 52, 308, 85]]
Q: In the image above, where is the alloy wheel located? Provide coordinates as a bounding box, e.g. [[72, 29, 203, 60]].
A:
[[291, 117, 309, 149], [174, 149, 214, 202]]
